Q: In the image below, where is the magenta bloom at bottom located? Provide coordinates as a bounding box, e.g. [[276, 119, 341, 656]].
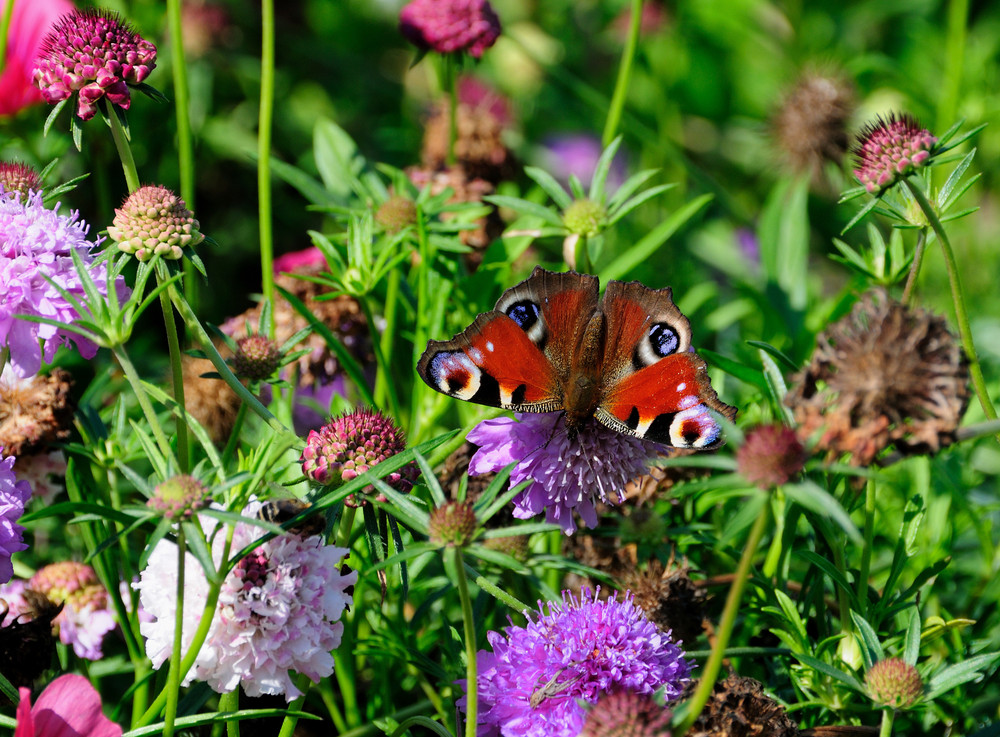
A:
[[15, 674, 122, 737], [461, 589, 691, 737]]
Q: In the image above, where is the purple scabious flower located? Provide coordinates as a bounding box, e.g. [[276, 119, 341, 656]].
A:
[[0, 453, 31, 584], [1, 189, 113, 378], [33, 9, 157, 121], [462, 589, 691, 737], [540, 134, 627, 191], [134, 503, 357, 700], [467, 414, 659, 534], [399, 0, 501, 58]]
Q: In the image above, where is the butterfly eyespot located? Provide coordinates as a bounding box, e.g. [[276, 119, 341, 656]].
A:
[[428, 351, 482, 399], [503, 299, 547, 346], [633, 321, 681, 368], [669, 404, 721, 449]]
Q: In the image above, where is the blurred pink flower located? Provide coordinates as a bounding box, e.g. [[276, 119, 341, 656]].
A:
[[15, 673, 122, 737], [272, 246, 324, 274], [0, 0, 74, 117]]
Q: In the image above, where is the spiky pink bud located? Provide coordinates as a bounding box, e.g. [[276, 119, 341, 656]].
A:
[[107, 185, 204, 261], [737, 424, 807, 489], [0, 162, 41, 198], [866, 658, 923, 709], [301, 409, 416, 505], [399, 0, 501, 59], [148, 474, 210, 520], [853, 114, 937, 194], [33, 9, 157, 121], [581, 689, 673, 737]]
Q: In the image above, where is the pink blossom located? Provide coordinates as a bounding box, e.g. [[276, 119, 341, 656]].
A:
[[0, 0, 74, 117], [15, 674, 121, 737]]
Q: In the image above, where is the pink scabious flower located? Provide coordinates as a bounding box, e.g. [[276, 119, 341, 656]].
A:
[[32, 8, 157, 121], [0, 0, 75, 117], [462, 589, 691, 737], [29, 561, 116, 660], [399, 0, 501, 58], [467, 414, 659, 535], [853, 114, 937, 194], [15, 673, 122, 737], [0, 189, 115, 378], [134, 503, 357, 700], [1, 453, 31, 584]]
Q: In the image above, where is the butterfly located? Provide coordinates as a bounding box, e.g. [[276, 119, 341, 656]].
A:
[[417, 267, 736, 449]]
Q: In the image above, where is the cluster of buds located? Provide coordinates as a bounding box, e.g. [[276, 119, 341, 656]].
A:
[[853, 114, 937, 194], [107, 185, 204, 261], [148, 475, 210, 521], [33, 9, 157, 121]]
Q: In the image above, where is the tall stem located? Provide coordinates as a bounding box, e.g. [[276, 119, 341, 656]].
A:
[[162, 529, 188, 737], [602, 0, 643, 147], [452, 548, 478, 737], [258, 0, 276, 333], [901, 230, 927, 305], [879, 708, 896, 737], [114, 344, 174, 462], [902, 179, 998, 427], [444, 56, 458, 166], [107, 104, 140, 193], [676, 501, 770, 734], [858, 477, 877, 616], [157, 263, 190, 472], [166, 0, 199, 312]]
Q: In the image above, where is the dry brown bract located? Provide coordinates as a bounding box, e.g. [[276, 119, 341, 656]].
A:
[[621, 556, 706, 648], [0, 368, 74, 458], [683, 675, 800, 737], [786, 291, 970, 466], [773, 73, 854, 180]]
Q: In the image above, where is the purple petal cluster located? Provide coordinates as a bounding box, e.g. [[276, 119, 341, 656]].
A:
[[33, 9, 157, 121], [1, 189, 113, 378], [399, 0, 501, 58], [0, 454, 31, 584], [464, 589, 691, 737], [468, 414, 659, 534], [853, 113, 937, 194]]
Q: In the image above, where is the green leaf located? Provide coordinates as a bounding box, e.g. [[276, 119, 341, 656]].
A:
[[698, 348, 767, 390], [939, 148, 976, 206], [758, 177, 808, 309], [792, 653, 865, 693], [774, 589, 808, 649], [796, 550, 857, 608], [484, 194, 565, 227], [850, 611, 885, 670], [589, 135, 623, 203], [606, 184, 674, 225], [524, 166, 572, 210], [925, 652, 1000, 700], [903, 608, 921, 666], [601, 194, 713, 280], [746, 341, 799, 372], [313, 118, 365, 202], [784, 481, 862, 545]]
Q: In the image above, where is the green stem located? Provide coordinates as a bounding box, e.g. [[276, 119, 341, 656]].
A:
[[220, 690, 239, 737], [761, 490, 786, 579], [452, 548, 478, 737], [379, 268, 401, 403], [337, 505, 358, 548], [335, 701, 433, 737], [675, 500, 769, 735], [879, 708, 896, 737], [602, 0, 643, 147], [107, 102, 141, 193], [277, 674, 312, 737], [858, 477, 877, 616], [901, 229, 927, 305], [359, 295, 401, 419], [258, 0, 276, 334], [221, 401, 249, 466], [166, 0, 199, 313], [442, 55, 458, 166], [0, 0, 14, 76], [903, 179, 998, 426], [937, 0, 968, 131], [114, 344, 174, 463], [162, 529, 187, 737], [573, 235, 591, 274], [157, 264, 190, 472]]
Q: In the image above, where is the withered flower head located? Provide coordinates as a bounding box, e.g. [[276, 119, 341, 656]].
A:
[[182, 351, 241, 445], [0, 367, 74, 459], [682, 675, 800, 737], [620, 557, 705, 648], [774, 73, 854, 176], [786, 291, 970, 466]]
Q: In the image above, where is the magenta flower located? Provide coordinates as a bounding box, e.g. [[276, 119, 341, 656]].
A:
[[0, 189, 118, 378], [15, 673, 122, 737], [541, 134, 628, 191], [399, 0, 501, 58], [135, 503, 357, 700], [33, 9, 157, 121], [853, 114, 937, 194], [0, 0, 74, 117], [273, 246, 325, 274], [1, 453, 31, 584], [467, 414, 659, 534], [462, 589, 691, 737]]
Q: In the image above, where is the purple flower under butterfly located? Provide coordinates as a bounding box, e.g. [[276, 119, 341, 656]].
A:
[[460, 589, 690, 737], [467, 413, 659, 535]]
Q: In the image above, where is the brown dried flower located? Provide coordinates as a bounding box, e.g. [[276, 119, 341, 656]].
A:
[[182, 351, 240, 444], [786, 291, 970, 466], [682, 675, 800, 737], [0, 367, 74, 458], [422, 97, 515, 184], [621, 557, 705, 648], [774, 74, 854, 178]]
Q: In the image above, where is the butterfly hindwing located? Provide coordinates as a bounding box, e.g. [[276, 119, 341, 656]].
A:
[[417, 312, 563, 412], [596, 352, 735, 449]]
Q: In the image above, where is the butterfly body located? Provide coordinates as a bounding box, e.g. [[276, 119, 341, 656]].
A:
[[418, 267, 736, 449]]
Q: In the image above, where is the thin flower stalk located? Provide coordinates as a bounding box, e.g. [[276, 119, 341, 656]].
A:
[[452, 547, 478, 737], [675, 500, 770, 734], [107, 103, 141, 193], [880, 708, 896, 737], [163, 528, 188, 737], [602, 0, 643, 147], [157, 264, 189, 472], [258, 0, 276, 334], [858, 477, 877, 616], [901, 179, 998, 426], [114, 343, 174, 462]]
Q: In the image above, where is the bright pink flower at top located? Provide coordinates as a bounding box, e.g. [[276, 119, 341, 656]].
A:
[[0, 0, 74, 117], [15, 674, 122, 737]]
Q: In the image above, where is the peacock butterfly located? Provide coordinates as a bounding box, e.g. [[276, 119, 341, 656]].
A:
[[417, 267, 736, 449]]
